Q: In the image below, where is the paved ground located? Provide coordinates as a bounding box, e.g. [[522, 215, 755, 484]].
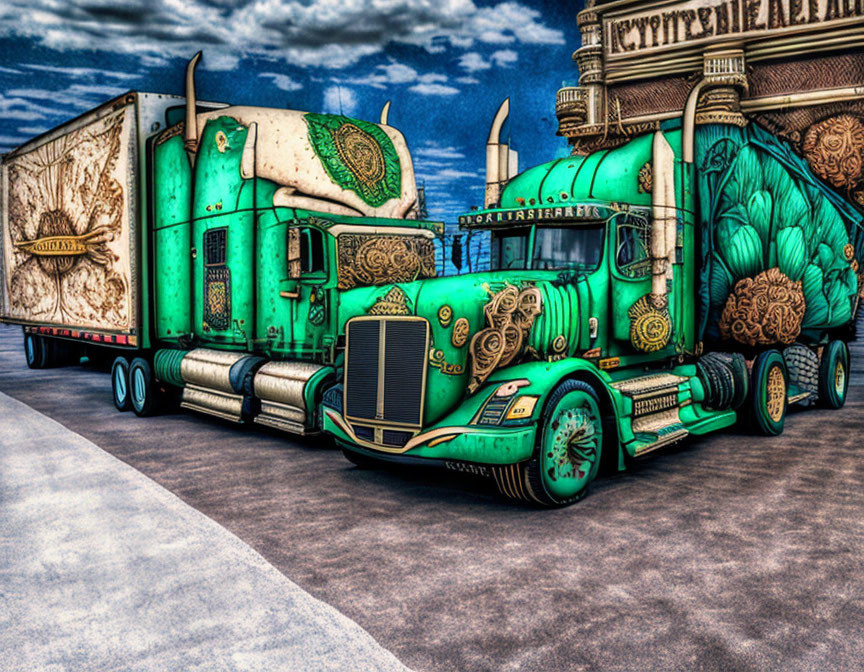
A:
[[0, 322, 862, 672], [0, 390, 409, 672]]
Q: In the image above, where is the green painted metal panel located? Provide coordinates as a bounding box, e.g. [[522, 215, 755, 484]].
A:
[[192, 117, 252, 347], [153, 132, 192, 341]]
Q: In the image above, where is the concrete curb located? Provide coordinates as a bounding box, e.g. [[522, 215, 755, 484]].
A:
[[0, 391, 411, 672]]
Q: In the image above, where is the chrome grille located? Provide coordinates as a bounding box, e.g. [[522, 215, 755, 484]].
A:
[[344, 317, 429, 429]]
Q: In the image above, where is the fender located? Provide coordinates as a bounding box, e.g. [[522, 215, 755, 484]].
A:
[[485, 357, 627, 470]]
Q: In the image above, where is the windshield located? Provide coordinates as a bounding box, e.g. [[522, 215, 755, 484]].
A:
[[490, 225, 605, 271], [533, 225, 604, 271]]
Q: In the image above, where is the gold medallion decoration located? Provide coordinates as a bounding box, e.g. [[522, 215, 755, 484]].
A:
[[844, 243, 855, 261], [304, 113, 401, 208], [367, 287, 411, 315], [719, 268, 806, 346], [637, 162, 652, 194], [548, 334, 568, 362], [628, 295, 671, 353], [337, 234, 436, 290], [452, 318, 470, 348], [333, 123, 385, 187], [551, 334, 567, 353], [468, 284, 543, 393], [438, 305, 453, 328], [802, 115, 864, 191]]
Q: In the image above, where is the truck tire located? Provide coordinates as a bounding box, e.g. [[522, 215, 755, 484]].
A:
[[521, 379, 603, 507], [111, 357, 131, 412], [748, 350, 788, 436], [818, 340, 849, 409], [24, 333, 45, 369], [129, 357, 156, 417]]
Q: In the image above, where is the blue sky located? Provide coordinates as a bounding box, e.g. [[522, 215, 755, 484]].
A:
[[0, 0, 584, 228]]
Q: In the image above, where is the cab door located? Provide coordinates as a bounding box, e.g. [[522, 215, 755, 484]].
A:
[[281, 223, 332, 359], [608, 213, 654, 357]]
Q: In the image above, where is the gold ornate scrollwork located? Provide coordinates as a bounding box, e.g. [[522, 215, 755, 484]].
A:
[[337, 234, 436, 290], [628, 295, 671, 353], [367, 287, 411, 315], [438, 305, 453, 328], [429, 349, 465, 375], [452, 318, 470, 348], [468, 285, 543, 393], [719, 268, 805, 346]]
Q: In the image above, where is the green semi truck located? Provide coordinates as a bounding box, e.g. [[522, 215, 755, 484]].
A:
[[321, 2, 864, 505], [1, 54, 442, 434]]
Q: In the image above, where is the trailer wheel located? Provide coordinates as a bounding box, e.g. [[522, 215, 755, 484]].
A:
[[129, 357, 156, 417], [24, 333, 45, 369], [748, 350, 788, 436], [521, 379, 603, 507], [111, 357, 131, 412], [818, 340, 849, 409]]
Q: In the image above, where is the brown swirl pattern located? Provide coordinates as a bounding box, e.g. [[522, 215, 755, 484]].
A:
[[802, 114, 864, 191], [468, 285, 542, 393], [719, 268, 806, 346]]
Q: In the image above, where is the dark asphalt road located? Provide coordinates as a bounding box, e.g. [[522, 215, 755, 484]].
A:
[[1, 322, 862, 672]]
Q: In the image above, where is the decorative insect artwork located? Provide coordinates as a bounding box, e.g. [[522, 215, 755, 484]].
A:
[[1, 107, 133, 331]]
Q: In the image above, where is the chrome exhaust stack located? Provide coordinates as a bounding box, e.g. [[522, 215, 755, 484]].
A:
[[484, 98, 518, 209]]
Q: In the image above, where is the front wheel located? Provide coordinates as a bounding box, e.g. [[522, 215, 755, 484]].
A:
[[523, 379, 603, 507], [748, 350, 788, 436], [818, 340, 849, 409]]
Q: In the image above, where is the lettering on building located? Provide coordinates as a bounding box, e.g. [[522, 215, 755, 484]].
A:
[[606, 0, 864, 57]]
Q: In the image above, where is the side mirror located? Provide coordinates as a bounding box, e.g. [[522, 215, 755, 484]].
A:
[[451, 235, 463, 271], [287, 228, 301, 280]]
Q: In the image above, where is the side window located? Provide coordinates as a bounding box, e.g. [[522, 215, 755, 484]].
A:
[[300, 227, 325, 274], [616, 218, 651, 279]]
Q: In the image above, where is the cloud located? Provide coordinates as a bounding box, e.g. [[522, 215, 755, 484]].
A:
[[0, 66, 23, 74], [259, 72, 303, 92], [0, 1, 563, 71], [0, 92, 65, 121], [7, 84, 128, 110], [15, 126, 50, 135], [456, 76, 480, 85], [418, 72, 448, 84], [491, 49, 518, 66], [408, 83, 460, 96], [21, 64, 140, 80], [0, 135, 30, 147], [459, 52, 491, 72], [347, 61, 451, 91], [420, 167, 484, 182], [323, 85, 358, 115], [415, 143, 466, 160]]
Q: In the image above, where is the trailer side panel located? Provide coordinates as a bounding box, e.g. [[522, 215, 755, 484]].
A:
[[0, 100, 139, 339]]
